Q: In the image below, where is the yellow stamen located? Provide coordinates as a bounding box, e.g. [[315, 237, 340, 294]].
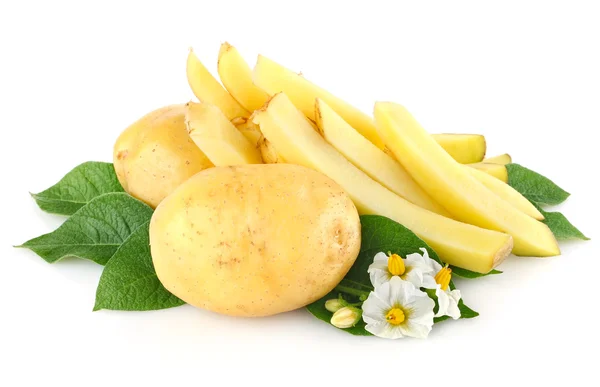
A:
[[434, 264, 452, 291], [385, 308, 405, 325], [387, 254, 406, 276]]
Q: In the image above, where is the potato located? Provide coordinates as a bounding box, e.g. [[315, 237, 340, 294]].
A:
[[113, 105, 213, 208], [149, 164, 361, 317]]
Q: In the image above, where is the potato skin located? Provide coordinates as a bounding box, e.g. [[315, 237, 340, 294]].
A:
[[113, 105, 213, 208], [150, 164, 361, 317]]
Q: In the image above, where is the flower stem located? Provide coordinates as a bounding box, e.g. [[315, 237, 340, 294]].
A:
[[334, 284, 371, 300]]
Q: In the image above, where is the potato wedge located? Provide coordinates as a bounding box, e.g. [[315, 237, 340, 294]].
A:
[[253, 55, 385, 148], [431, 134, 486, 164], [375, 102, 559, 257], [218, 43, 269, 112], [316, 98, 449, 216], [186, 49, 249, 120], [253, 93, 513, 273], [466, 167, 543, 220], [467, 163, 508, 182], [185, 102, 262, 165], [481, 154, 512, 165]]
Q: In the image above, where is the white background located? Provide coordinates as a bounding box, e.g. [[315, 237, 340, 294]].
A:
[[1, 1, 598, 386]]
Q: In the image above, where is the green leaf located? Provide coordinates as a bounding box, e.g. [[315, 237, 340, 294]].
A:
[[457, 300, 479, 319], [94, 222, 184, 311], [305, 290, 371, 336], [506, 163, 570, 206], [18, 193, 153, 265], [31, 162, 124, 216], [538, 206, 589, 241], [451, 267, 502, 279], [306, 215, 478, 335]]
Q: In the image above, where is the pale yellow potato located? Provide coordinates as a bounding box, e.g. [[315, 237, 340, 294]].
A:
[[481, 153, 512, 165], [186, 48, 249, 120], [253, 93, 512, 273], [375, 102, 558, 257], [150, 164, 361, 317], [467, 162, 508, 182], [185, 102, 262, 165], [113, 105, 213, 208], [432, 134, 486, 164]]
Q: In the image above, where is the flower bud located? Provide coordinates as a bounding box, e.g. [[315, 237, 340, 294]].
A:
[[325, 299, 345, 313], [330, 307, 362, 329]]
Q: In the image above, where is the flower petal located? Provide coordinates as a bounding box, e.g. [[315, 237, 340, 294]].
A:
[[403, 268, 425, 288], [373, 252, 389, 264], [387, 276, 417, 306], [406, 290, 435, 326], [365, 321, 405, 339], [435, 286, 450, 318], [368, 267, 391, 288], [445, 289, 462, 320], [421, 273, 438, 290], [362, 290, 391, 325], [399, 319, 432, 339]]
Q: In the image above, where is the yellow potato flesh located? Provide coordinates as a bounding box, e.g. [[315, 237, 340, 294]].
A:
[[467, 163, 508, 182], [113, 105, 213, 208], [185, 102, 262, 165], [315, 98, 450, 217], [253, 55, 386, 148], [253, 93, 513, 273], [186, 49, 249, 120], [481, 153, 512, 165], [375, 102, 559, 257], [466, 167, 543, 220], [431, 133, 486, 164], [150, 164, 361, 317], [218, 43, 269, 112]]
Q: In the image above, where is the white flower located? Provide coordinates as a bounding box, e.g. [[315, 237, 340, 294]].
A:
[[427, 258, 462, 320], [362, 276, 434, 339], [368, 250, 435, 288]]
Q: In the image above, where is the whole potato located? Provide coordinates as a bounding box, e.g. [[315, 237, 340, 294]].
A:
[[150, 164, 361, 317], [113, 105, 213, 208]]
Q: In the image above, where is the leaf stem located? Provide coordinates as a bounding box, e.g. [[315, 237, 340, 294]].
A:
[[334, 284, 371, 299]]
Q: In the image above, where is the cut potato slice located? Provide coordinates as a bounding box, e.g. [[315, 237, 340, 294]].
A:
[[467, 163, 508, 182], [253, 55, 385, 148], [234, 118, 285, 164], [316, 98, 449, 216], [186, 49, 249, 120], [233, 117, 262, 148], [375, 102, 559, 257], [466, 167, 543, 220], [431, 134, 486, 164], [253, 93, 513, 273], [481, 154, 512, 165], [186, 102, 262, 165], [218, 43, 269, 112]]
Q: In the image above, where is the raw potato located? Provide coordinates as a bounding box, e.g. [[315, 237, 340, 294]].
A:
[[316, 98, 450, 216], [113, 105, 213, 208], [185, 102, 262, 165], [186, 48, 249, 120], [253, 54, 386, 148], [253, 93, 513, 273], [468, 163, 508, 182], [218, 42, 269, 112], [481, 153, 512, 165], [233, 118, 285, 163], [253, 55, 491, 161], [375, 102, 559, 257], [431, 134, 486, 164], [466, 167, 543, 220], [150, 164, 361, 317]]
